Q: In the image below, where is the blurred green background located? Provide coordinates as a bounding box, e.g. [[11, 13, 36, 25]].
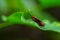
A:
[[0, 0, 60, 40]]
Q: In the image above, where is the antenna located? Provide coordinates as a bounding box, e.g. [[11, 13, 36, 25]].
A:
[[28, 9, 32, 16]]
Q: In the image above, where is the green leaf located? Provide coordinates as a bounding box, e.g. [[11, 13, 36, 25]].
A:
[[6, 12, 39, 28], [5, 12, 60, 33]]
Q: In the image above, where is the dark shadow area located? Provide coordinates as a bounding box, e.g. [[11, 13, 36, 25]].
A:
[[0, 24, 51, 40], [43, 6, 60, 21]]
